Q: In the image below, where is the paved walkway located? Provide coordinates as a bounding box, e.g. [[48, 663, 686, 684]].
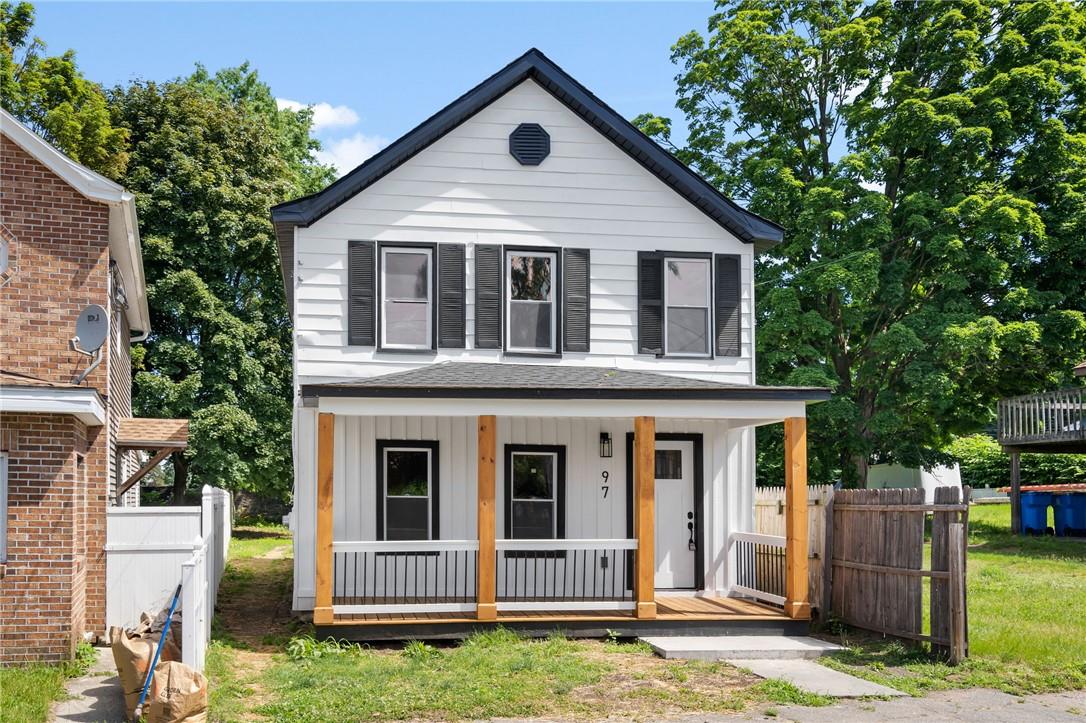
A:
[[724, 688, 1086, 722], [50, 646, 127, 723], [731, 658, 905, 697]]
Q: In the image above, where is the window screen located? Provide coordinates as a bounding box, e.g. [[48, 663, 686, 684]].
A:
[[383, 448, 431, 540], [381, 247, 432, 349], [510, 452, 556, 539], [506, 252, 556, 353], [664, 258, 711, 356]]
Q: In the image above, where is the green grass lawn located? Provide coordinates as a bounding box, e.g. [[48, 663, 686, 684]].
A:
[[208, 523, 828, 721], [0, 643, 96, 723], [822, 502, 1086, 695]]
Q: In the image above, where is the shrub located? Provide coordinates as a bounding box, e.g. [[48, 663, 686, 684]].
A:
[[946, 434, 1086, 489]]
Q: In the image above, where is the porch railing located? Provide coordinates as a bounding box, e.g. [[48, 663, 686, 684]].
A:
[[332, 540, 479, 615], [998, 388, 1086, 446], [495, 539, 637, 611], [730, 531, 786, 607]]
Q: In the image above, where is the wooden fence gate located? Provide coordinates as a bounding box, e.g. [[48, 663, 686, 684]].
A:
[[754, 484, 833, 612], [829, 486, 970, 662]]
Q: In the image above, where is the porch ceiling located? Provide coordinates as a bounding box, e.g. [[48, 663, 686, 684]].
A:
[[302, 362, 828, 420]]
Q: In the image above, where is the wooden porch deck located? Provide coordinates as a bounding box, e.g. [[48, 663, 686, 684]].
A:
[[318, 595, 803, 640], [330, 595, 784, 624]]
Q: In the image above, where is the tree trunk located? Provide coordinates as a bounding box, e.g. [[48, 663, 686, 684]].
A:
[[852, 453, 870, 489], [171, 453, 189, 505]]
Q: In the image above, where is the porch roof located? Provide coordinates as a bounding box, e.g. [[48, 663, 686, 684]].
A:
[[116, 417, 189, 450], [302, 363, 829, 413]]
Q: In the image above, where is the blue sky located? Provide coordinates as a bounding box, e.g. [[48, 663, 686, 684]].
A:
[[36, 2, 715, 175]]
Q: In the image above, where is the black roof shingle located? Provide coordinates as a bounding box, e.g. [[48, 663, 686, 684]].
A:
[[301, 363, 830, 402]]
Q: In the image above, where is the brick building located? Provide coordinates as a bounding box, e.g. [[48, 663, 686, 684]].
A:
[[0, 109, 185, 663]]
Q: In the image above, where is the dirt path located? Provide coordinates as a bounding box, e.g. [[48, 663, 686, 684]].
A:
[[211, 528, 299, 720]]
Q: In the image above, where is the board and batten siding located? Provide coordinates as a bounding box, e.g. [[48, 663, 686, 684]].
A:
[[292, 79, 755, 386], [291, 407, 755, 610]]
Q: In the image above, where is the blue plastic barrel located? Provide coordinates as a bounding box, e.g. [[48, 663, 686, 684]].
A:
[[1053, 494, 1075, 536], [1020, 492, 1052, 535], [1064, 493, 1086, 537]]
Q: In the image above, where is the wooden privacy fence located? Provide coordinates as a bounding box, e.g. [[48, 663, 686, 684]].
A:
[[829, 486, 970, 662], [754, 484, 833, 612]]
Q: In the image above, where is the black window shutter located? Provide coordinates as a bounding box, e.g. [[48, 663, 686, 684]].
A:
[[474, 244, 502, 349], [347, 240, 376, 346], [637, 251, 663, 355], [562, 248, 590, 353], [438, 244, 466, 348], [715, 254, 741, 356]]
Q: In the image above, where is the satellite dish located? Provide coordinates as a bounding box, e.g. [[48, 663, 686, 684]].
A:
[[74, 304, 108, 353]]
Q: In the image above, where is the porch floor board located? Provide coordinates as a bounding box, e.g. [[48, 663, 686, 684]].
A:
[[328, 595, 787, 624]]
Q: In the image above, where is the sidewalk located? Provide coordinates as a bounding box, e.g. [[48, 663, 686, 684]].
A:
[[50, 646, 126, 722]]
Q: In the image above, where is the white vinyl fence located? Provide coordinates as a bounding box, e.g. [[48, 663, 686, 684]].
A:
[[105, 485, 232, 672]]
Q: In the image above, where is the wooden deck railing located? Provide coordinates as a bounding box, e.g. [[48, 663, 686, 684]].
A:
[[997, 388, 1086, 446]]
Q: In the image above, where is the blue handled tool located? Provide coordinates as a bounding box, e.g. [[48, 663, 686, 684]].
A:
[[134, 583, 182, 721]]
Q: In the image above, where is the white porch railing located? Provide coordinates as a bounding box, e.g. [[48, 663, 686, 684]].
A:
[[331, 540, 480, 615], [729, 531, 786, 607], [495, 538, 637, 611]]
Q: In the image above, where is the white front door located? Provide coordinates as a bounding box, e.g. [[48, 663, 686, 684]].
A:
[[654, 440, 696, 589]]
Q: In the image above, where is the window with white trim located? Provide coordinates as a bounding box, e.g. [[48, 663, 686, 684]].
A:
[[377, 441, 438, 540], [380, 246, 432, 349], [506, 251, 556, 354], [663, 257, 711, 357], [0, 452, 8, 563], [507, 448, 564, 539]]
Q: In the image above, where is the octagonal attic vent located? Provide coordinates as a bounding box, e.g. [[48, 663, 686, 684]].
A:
[[509, 123, 550, 165]]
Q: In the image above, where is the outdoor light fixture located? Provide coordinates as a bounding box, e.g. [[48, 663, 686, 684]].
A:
[[599, 432, 612, 458]]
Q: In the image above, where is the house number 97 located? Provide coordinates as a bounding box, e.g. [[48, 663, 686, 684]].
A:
[[601, 470, 609, 498]]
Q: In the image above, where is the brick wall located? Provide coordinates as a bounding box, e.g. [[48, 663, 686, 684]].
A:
[[0, 134, 119, 659], [0, 414, 93, 663]]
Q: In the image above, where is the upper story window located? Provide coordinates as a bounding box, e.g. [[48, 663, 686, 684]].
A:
[[506, 251, 557, 354], [0, 237, 9, 276], [664, 257, 711, 357], [380, 246, 433, 350]]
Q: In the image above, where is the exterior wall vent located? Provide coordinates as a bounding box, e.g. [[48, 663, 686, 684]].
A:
[[509, 123, 550, 165]]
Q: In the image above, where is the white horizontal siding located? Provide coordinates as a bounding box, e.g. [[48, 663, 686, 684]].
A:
[[292, 412, 750, 611], [293, 78, 756, 387]]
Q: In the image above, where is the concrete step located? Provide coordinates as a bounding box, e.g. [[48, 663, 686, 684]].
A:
[[640, 635, 844, 661], [730, 658, 907, 698]]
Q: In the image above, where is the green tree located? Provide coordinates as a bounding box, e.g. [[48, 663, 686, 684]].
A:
[[638, 0, 1086, 486], [110, 66, 332, 503], [0, 1, 127, 176]]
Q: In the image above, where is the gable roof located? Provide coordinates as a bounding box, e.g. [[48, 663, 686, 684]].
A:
[[0, 108, 150, 334], [271, 48, 783, 249], [301, 362, 829, 402]]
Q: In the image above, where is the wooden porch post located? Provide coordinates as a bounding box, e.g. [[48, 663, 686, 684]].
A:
[[634, 416, 656, 619], [477, 415, 497, 621], [783, 416, 811, 620], [314, 412, 335, 625]]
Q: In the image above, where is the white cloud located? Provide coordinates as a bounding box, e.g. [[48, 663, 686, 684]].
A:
[[316, 132, 389, 176], [276, 98, 360, 131]]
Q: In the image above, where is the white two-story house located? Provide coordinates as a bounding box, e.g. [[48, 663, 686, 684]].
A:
[[272, 49, 828, 639]]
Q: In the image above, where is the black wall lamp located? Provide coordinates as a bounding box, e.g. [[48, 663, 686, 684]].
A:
[[599, 432, 613, 458]]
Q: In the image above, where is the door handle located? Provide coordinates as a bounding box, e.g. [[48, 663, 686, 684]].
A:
[[687, 512, 695, 550]]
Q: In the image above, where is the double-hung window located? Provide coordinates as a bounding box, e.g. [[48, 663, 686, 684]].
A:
[[0, 452, 7, 563], [505, 445, 565, 540], [506, 250, 557, 354], [663, 257, 711, 357], [377, 441, 439, 540], [380, 246, 432, 350]]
